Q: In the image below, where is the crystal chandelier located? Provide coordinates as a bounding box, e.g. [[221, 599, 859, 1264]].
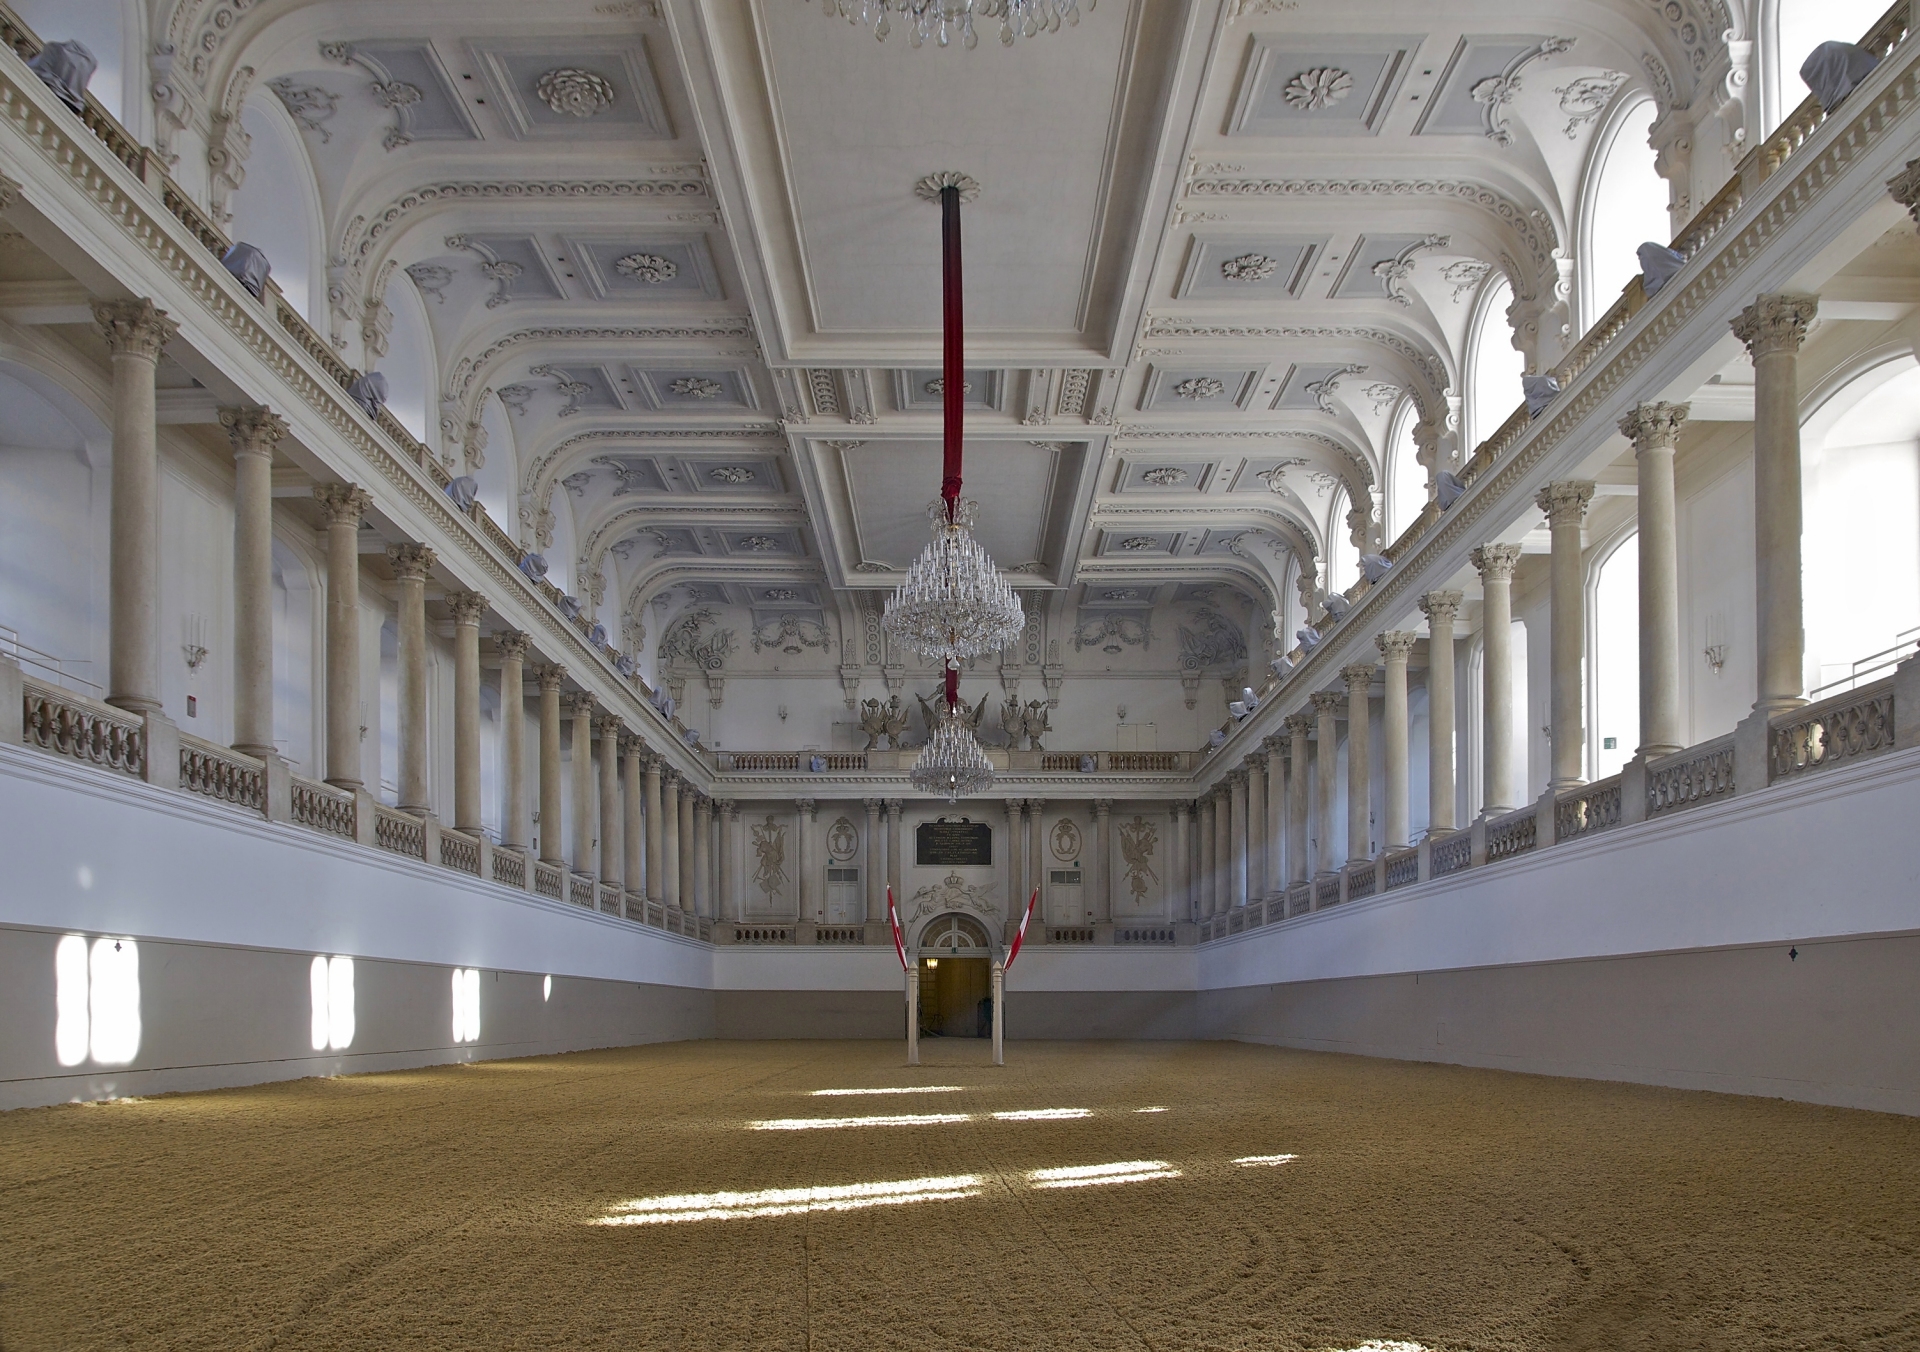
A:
[[885, 177, 1021, 799], [816, 0, 1094, 49]]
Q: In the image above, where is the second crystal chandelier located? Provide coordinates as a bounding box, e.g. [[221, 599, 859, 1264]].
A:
[[884, 179, 1024, 800]]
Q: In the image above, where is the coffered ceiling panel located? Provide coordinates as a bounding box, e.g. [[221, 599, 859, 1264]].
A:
[[1226, 35, 1419, 137], [561, 236, 723, 300], [1175, 237, 1324, 299], [467, 38, 673, 139], [1139, 366, 1265, 412]]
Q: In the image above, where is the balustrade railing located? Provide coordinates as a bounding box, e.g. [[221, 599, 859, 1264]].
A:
[[1383, 849, 1420, 891], [1286, 882, 1312, 917], [1107, 752, 1185, 773], [1345, 862, 1376, 901], [1770, 678, 1896, 782], [1117, 926, 1176, 944], [568, 874, 595, 908], [597, 882, 622, 914], [1314, 874, 1341, 909], [491, 847, 527, 890], [1647, 736, 1736, 817], [373, 806, 425, 860], [1555, 777, 1622, 842], [733, 924, 792, 943], [1485, 808, 1537, 864], [291, 777, 356, 838], [22, 679, 144, 779], [815, 926, 865, 944], [533, 861, 564, 900], [439, 829, 481, 876], [1430, 832, 1472, 877], [179, 735, 265, 812], [1049, 926, 1096, 943]]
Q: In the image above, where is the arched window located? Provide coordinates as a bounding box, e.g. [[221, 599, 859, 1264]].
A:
[[1382, 396, 1424, 542], [378, 271, 438, 448], [1801, 359, 1920, 692], [473, 392, 517, 526], [1465, 274, 1524, 451], [229, 94, 325, 322], [1323, 486, 1357, 597], [1581, 98, 1669, 328], [1590, 531, 1639, 781], [13, 0, 142, 129], [1769, 0, 1891, 132]]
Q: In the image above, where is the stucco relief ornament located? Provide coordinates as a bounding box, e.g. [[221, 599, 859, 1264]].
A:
[[1172, 376, 1226, 400], [1141, 466, 1189, 486], [711, 465, 755, 483], [669, 377, 724, 399], [536, 68, 616, 118], [1051, 817, 1082, 860], [1282, 67, 1353, 111], [615, 252, 677, 282], [924, 377, 973, 396], [738, 535, 781, 551], [1220, 252, 1278, 281], [813, 0, 1096, 49], [1118, 536, 1161, 551], [828, 816, 859, 860]]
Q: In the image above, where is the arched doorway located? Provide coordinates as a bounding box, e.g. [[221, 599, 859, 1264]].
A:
[[916, 913, 992, 1039]]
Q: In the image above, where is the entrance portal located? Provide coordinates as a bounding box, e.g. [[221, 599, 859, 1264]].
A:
[[916, 913, 993, 1039]]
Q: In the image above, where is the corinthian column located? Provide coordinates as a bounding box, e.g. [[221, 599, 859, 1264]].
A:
[[1418, 591, 1462, 834], [795, 798, 817, 922], [1262, 736, 1285, 897], [496, 633, 531, 848], [1469, 546, 1522, 813], [677, 779, 695, 909], [1243, 756, 1266, 902], [661, 771, 681, 908], [314, 484, 373, 789], [1732, 294, 1818, 715], [1311, 691, 1342, 871], [219, 406, 286, 756], [1213, 784, 1232, 908], [693, 795, 712, 917], [622, 735, 645, 900], [1171, 800, 1191, 918], [643, 754, 664, 903], [885, 799, 904, 904], [533, 664, 565, 864], [716, 798, 737, 920], [1227, 773, 1248, 908], [596, 712, 623, 891], [386, 543, 436, 813], [1617, 403, 1689, 755], [1092, 798, 1113, 923], [1005, 799, 1025, 920], [564, 692, 596, 874], [1194, 792, 1213, 915], [1284, 714, 1310, 885], [1342, 663, 1375, 861], [1536, 482, 1595, 789], [447, 591, 486, 832], [864, 798, 884, 923], [95, 300, 178, 716], [1376, 633, 1417, 848]]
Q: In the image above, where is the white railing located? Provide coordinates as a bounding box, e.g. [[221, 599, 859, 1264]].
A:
[[1770, 678, 1896, 781], [22, 678, 143, 778], [1485, 808, 1537, 864], [1646, 736, 1736, 818], [439, 829, 480, 875], [373, 806, 425, 860], [533, 861, 565, 899], [491, 848, 527, 889], [1555, 776, 1622, 841], [179, 734, 264, 812], [815, 925, 865, 944]]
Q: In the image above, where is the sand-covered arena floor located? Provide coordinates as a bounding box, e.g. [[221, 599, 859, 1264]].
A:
[[2, 1040, 1917, 1350]]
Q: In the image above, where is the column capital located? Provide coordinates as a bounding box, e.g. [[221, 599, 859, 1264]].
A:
[[619, 732, 649, 757], [1241, 753, 1265, 773], [1731, 293, 1818, 359], [446, 590, 487, 626], [1534, 480, 1595, 527], [312, 482, 373, 528], [795, 797, 816, 815], [1309, 689, 1344, 716], [1888, 157, 1920, 225], [884, 798, 904, 814], [1283, 712, 1314, 736], [1617, 401, 1690, 451], [592, 711, 623, 737], [863, 797, 884, 813], [694, 795, 712, 814], [1027, 797, 1046, 812], [217, 406, 287, 457], [93, 298, 177, 361], [1092, 797, 1114, 813], [1172, 800, 1189, 819], [716, 797, 735, 816], [561, 690, 597, 719], [385, 542, 437, 580], [1375, 631, 1418, 662], [662, 767, 681, 788], [1341, 661, 1376, 692], [532, 662, 566, 692], [495, 630, 533, 662], [1418, 589, 1463, 626], [1260, 733, 1285, 754], [1469, 542, 1524, 583]]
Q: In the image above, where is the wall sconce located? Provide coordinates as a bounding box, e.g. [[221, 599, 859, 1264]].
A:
[[778, 704, 789, 722], [182, 614, 207, 673], [1704, 644, 1727, 675]]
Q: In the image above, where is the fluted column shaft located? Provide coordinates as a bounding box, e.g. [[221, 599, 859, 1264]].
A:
[[1228, 774, 1249, 908], [795, 799, 817, 922], [1619, 405, 1688, 754], [97, 300, 177, 716], [1213, 786, 1232, 912], [864, 799, 884, 923], [1537, 483, 1595, 789], [1172, 802, 1191, 919], [1376, 635, 1414, 847], [622, 737, 644, 897], [1026, 800, 1045, 922], [220, 407, 285, 755], [534, 665, 564, 863], [643, 758, 664, 902], [661, 773, 682, 908], [1092, 799, 1113, 922], [597, 714, 622, 889], [387, 543, 435, 812], [674, 778, 693, 909], [497, 635, 530, 848], [566, 693, 596, 873], [1245, 759, 1267, 902], [1470, 547, 1522, 813], [1343, 664, 1374, 860], [1196, 794, 1215, 915], [1733, 295, 1818, 714], [885, 799, 904, 905], [316, 484, 372, 789], [1285, 715, 1311, 884], [1419, 592, 1462, 834], [693, 797, 712, 917], [448, 593, 486, 832], [1262, 738, 1285, 898], [717, 800, 737, 920], [1311, 691, 1341, 870]]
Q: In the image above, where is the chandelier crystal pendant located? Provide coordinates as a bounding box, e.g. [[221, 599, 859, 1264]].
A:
[[886, 178, 1021, 800], [817, 0, 1093, 49]]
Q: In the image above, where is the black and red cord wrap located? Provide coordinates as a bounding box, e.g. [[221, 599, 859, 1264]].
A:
[[940, 183, 964, 713]]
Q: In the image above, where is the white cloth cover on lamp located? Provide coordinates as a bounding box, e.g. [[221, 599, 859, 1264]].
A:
[[28, 41, 95, 112], [1801, 41, 1879, 112], [1523, 374, 1562, 419], [221, 243, 272, 299], [348, 371, 388, 419], [444, 476, 479, 510], [1637, 243, 1686, 296]]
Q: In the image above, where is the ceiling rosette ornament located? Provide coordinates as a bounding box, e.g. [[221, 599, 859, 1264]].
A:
[[1282, 66, 1353, 111], [670, 377, 724, 399], [1220, 253, 1278, 282], [1172, 376, 1226, 400], [1141, 466, 1189, 486], [536, 68, 616, 118], [615, 252, 678, 282]]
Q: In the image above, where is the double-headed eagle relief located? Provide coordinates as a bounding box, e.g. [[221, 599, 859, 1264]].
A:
[[858, 695, 911, 749], [1000, 697, 1052, 751]]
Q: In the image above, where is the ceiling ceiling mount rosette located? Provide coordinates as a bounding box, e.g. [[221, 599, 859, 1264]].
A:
[[812, 0, 1094, 49]]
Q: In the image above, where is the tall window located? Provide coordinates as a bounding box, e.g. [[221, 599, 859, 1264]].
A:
[[1324, 487, 1357, 598], [229, 95, 325, 321], [1590, 533, 1639, 781], [1772, 0, 1891, 130], [1583, 99, 1669, 326], [1383, 397, 1425, 542], [1465, 275, 1524, 451]]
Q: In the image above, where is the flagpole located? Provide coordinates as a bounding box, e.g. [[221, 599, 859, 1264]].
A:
[[906, 964, 920, 1067], [990, 957, 1004, 1066]]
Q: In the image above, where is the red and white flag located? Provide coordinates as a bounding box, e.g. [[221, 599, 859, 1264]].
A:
[[887, 885, 907, 970], [1005, 887, 1040, 969]]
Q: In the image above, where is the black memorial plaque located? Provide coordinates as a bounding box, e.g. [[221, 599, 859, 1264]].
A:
[[915, 818, 992, 867]]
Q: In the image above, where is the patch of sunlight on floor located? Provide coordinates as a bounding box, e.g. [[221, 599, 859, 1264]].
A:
[[1028, 1160, 1181, 1189], [592, 1174, 985, 1225], [751, 1113, 971, 1130], [990, 1108, 1091, 1121], [809, 1086, 964, 1096], [1234, 1154, 1299, 1167]]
